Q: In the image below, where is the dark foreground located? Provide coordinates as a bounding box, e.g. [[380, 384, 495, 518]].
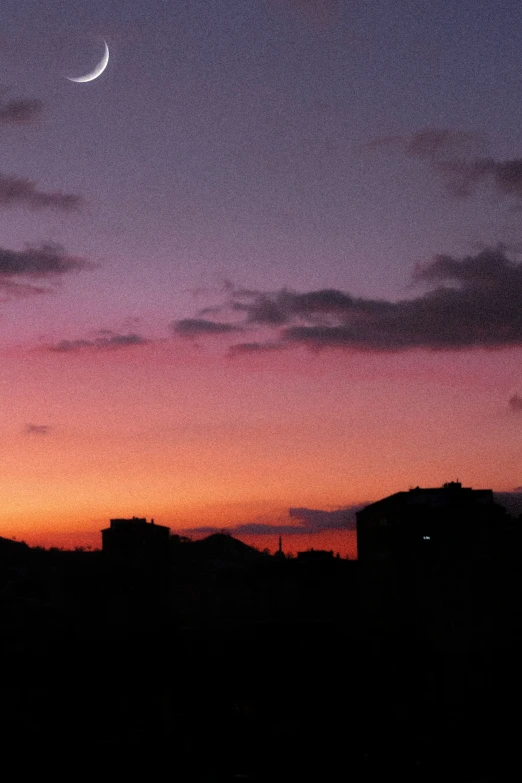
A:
[[1, 540, 520, 780]]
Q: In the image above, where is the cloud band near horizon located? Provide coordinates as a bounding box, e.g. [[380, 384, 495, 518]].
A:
[[183, 505, 360, 538], [171, 246, 522, 354]]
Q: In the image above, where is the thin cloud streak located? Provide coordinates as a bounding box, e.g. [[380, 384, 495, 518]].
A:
[[24, 423, 52, 435], [172, 318, 244, 337], [0, 97, 43, 124], [48, 332, 150, 353], [0, 173, 83, 211], [228, 341, 288, 356]]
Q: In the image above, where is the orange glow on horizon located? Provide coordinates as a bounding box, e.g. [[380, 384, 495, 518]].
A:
[[1, 343, 520, 552]]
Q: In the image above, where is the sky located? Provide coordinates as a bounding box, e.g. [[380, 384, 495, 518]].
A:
[[1, 0, 522, 554]]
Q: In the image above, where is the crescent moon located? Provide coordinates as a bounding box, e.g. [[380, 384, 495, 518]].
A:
[[67, 39, 109, 83]]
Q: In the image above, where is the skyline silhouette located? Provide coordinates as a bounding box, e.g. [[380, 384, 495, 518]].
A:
[[1, 479, 521, 780], [2, 479, 522, 559]]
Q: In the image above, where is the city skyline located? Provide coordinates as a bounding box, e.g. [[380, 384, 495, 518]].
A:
[[1, 1, 522, 552]]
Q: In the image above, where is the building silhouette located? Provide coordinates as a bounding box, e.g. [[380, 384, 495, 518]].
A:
[[101, 517, 170, 565], [356, 481, 506, 562]]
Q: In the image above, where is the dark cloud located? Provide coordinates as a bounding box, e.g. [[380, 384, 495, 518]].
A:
[[185, 505, 361, 537], [0, 98, 43, 124], [228, 288, 358, 326], [437, 158, 522, 201], [0, 243, 89, 277], [48, 332, 149, 353], [508, 393, 522, 413], [368, 127, 522, 202], [432, 156, 522, 201], [24, 424, 51, 435], [171, 318, 243, 337], [0, 243, 92, 299], [178, 246, 522, 353], [0, 173, 83, 211]]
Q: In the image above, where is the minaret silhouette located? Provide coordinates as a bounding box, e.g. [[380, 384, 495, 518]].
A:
[[274, 534, 285, 559]]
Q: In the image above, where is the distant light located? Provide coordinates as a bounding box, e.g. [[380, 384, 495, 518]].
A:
[[423, 536, 431, 540]]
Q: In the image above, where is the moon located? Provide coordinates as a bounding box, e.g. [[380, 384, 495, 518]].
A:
[[66, 39, 109, 83]]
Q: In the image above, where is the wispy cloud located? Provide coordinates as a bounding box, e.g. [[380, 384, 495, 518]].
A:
[[24, 423, 52, 435], [508, 393, 522, 413], [0, 173, 83, 211], [366, 127, 522, 203], [0, 97, 43, 124]]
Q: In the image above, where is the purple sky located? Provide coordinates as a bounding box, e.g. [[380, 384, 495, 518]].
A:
[[3, 1, 522, 332]]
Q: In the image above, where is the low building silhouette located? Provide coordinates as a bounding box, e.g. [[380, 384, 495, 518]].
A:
[[101, 517, 170, 565], [356, 481, 506, 562]]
